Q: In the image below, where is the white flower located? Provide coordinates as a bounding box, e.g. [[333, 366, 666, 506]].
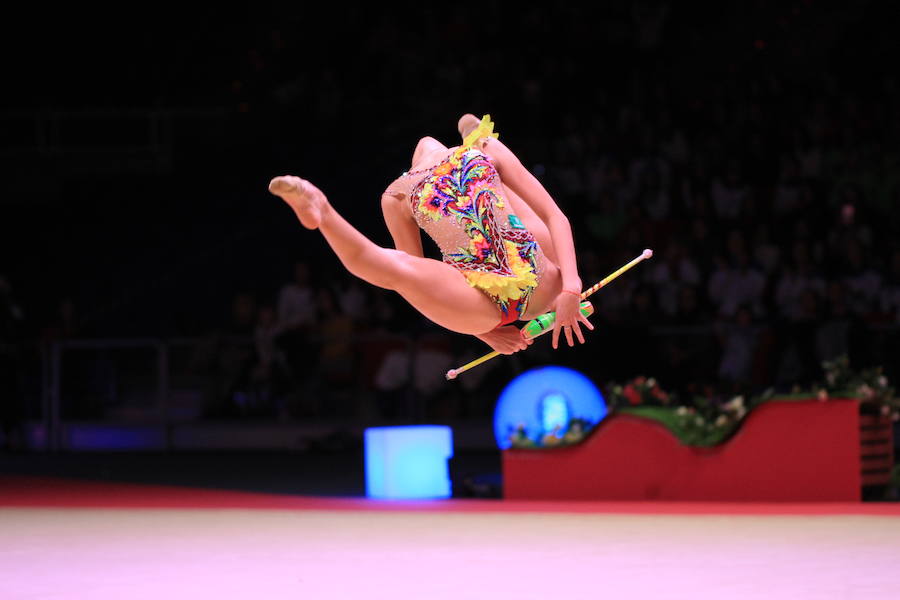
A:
[[878, 376, 888, 388], [736, 407, 747, 419], [715, 415, 728, 427], [647, 378, 657, 388], [676, 406, 688, 416], [725, 396, 745, 411]]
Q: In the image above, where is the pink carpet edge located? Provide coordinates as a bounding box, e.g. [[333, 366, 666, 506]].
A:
[[3, 475, 900, 516]]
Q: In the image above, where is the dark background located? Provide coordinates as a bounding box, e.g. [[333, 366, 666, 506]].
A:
[[1, 2, 898, 489]]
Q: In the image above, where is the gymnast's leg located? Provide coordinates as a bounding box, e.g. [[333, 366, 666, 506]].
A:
[[268, 175, 502, 335]]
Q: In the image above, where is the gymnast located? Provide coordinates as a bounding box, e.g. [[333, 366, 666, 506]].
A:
[[268, 114, 593, 357]]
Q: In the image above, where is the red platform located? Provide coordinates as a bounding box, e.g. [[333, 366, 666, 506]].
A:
[[503, 399, 862, 501]]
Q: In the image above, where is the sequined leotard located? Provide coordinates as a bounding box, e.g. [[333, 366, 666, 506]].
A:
[[384, 118, 543, 326]]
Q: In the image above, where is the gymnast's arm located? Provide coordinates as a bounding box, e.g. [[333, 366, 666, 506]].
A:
[[484, 139, 581, 294], [381, 193, 424, 257], [483, 138, 591, 347]]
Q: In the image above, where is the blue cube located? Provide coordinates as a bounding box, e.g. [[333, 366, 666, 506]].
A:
[[364, 426, 453, 500]]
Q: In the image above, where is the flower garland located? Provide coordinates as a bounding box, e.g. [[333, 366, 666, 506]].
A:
[[606, 377, 748, 447], [508, 417, 594, 449], [815, 355, 898, 419]]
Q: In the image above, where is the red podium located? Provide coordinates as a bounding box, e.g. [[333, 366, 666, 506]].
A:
[[503, 399, 861, 501]]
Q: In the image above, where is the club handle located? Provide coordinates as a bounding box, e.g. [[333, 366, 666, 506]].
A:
[[520, 301, 594, 340]]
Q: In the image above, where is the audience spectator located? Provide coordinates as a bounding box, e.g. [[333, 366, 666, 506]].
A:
[[674, 285, 707, 325], [645, 241, 700, 317], [251, 305, 283, 418], [0, 276, 24, 449], [711, 161, 750, 221], [213, 292, 259, 416], [708, 232, 766, 318], [751, 225, 781, 276], [274, 261, 319, 404], [335, 278, 367, 322], [277, 261, 316, 333], [716, 305, 759, 388], [772, 157, 810, 219], [315, 288, 355, 412], [775, 242, 826, 321], [839, 240, 883, 318], [816, 282, 855, 364], [880, 249, 900, 324]]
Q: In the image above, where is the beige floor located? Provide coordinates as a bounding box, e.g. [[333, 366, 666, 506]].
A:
[[1, 507, 899, 599]]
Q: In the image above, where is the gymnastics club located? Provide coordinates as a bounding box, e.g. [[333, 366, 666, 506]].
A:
[[445, 248, 653, 380]]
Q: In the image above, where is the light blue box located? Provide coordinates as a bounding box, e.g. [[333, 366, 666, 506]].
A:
[[364, 425, 453, 500]]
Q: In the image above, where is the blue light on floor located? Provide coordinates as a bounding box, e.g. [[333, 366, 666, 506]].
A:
[[494, 366, 606, 449], [364, 426, 453, 500]]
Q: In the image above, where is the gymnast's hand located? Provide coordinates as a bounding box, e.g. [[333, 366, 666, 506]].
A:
[[475, 326, 533, 355], [552, 290, 594, 349]]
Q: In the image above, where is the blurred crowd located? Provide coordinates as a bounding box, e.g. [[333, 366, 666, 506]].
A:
[[3, 1, 899, 430], [531, 65, 900, 397], [215, 0, 900, 404], [178, 260, 505, 423]]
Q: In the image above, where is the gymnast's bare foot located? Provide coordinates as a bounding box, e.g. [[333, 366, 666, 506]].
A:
[[458, 113, 480, 139], [268, 175, 326, 230]]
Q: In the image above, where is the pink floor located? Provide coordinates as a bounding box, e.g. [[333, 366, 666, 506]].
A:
[[2, 476, 900, 599]]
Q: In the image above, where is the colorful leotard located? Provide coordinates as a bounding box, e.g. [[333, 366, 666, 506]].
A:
[[385, 117, 543, 326]]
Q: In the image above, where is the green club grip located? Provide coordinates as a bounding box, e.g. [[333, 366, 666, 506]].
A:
[[521, 301, 594, 340]]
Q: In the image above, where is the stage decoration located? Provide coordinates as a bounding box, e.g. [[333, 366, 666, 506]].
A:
[[605, 377, 748, 447], [815, 355, 898, 419], [519, 355, 898, 450], [364, 425, 453, 500], [495, 366, 607, 450]]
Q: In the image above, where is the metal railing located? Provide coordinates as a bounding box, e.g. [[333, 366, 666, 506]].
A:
[[46, 338, 170, 451], [38, 332, 426, 451]]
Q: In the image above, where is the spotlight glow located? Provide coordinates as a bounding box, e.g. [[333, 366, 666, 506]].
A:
[[494, 366, 606, 449]]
